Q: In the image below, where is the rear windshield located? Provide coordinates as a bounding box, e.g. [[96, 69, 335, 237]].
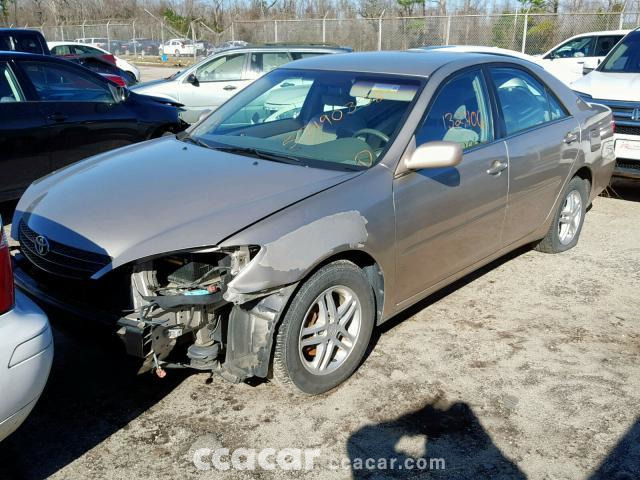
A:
[[600, 31, 640, 73]]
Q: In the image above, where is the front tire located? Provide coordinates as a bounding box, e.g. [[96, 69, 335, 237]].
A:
[[273, 261, 375, 395], [535, 176, 588, 253]]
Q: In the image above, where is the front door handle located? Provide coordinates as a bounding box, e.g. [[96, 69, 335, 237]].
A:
[[486, 160, 508, 176], [564, 131, 579, 144], [47, 112, 68, 123], [223, 85, 237, 91]]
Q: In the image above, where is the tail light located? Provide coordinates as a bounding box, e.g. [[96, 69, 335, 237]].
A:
[[99, 54, 117, 66], [611, 119, 616, 135], [100, 73, 127, 86], [0, 222, 15, 315]]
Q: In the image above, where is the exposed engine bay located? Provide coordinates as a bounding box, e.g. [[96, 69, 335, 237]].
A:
[[115, 247, 296, 381]]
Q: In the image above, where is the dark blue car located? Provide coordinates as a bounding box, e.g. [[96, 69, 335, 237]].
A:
[[0, 51, 187, 201]]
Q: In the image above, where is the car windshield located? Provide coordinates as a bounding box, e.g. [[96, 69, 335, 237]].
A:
[[600, 31, 640, 73], [188, 69, 423, 170]]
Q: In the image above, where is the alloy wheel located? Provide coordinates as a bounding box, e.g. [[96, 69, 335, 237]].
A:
[[298, 286, 362, 375], [558, 189, 582, 245]]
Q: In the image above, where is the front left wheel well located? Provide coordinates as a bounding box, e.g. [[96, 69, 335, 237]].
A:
[[305, 250, 385, 325]]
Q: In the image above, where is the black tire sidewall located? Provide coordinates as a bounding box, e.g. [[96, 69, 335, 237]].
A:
[[278, 262, 375, 395], [550, 177, 588, 252]]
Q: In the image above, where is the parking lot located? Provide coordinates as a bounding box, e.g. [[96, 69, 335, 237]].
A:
[[0, 181, 638, 479]]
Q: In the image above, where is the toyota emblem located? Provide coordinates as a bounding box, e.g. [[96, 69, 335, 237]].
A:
[[35, 235, 50, 256]]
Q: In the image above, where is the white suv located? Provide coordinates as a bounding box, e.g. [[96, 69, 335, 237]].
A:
[[572, 28, 640, 180], [539, 30, 629, 84], [159, 38, 197, 57]]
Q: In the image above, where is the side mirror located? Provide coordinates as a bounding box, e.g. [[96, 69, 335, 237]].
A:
[[187, 73, 199, 86], [404, 141, 462, 170], [582, 57, 599, 75]]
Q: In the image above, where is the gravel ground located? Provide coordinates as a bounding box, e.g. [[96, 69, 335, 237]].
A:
[[136, 64, 181, 83], [1, 182, 638, 480]]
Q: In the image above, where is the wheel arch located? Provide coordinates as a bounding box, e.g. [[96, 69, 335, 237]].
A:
[[222, 249, 385, 381], [573, 165, 593, 193], [300, 249, 385, 325]]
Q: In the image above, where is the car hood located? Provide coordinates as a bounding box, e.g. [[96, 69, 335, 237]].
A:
[[571, 71, 640, 101], [131, 90, 183, 108], [14, 137, 358, 277], [130, 78, 180, 99]]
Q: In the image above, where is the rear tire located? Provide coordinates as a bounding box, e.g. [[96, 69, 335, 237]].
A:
[[273, 261, 375, 395], [535, 176, 588, 253]]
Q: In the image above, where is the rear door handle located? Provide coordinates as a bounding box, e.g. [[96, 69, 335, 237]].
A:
[[486, 160, 508, 176], [47, 113, 68, 123], [223, 85, 237, 91], [564, 131, 579, 144]]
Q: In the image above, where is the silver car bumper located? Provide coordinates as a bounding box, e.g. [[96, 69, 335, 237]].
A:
[[0, 290, 53, 441]]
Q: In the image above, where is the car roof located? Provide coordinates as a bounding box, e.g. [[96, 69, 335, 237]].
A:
[[0, 50, 88, 64], [412, 45, 539, 60], [214, 43, 350, 53], [567, 29, 631, 38], [48, 41, 100, 47], [0, 28, 43, 34], [280, 50, 536, 77]]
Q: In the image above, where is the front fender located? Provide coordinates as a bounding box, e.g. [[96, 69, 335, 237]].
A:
[[224, 210, 370, 299], [219, 166, 396, 308]]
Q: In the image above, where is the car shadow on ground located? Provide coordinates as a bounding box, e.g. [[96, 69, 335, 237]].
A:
[[346, 398, 526, 479], [589, 417, 640, 480], [0, 322, 189, 480]]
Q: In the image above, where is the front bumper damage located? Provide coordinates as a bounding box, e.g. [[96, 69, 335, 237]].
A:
[[12, 249, 298, 383]]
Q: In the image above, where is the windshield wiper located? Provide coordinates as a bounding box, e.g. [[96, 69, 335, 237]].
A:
[[179, 133, 212, 149], [212, 146, 301, 165]]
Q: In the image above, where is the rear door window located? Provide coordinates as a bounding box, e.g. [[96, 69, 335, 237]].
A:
[[250, 52, 291, 75], [594, 35, 623, 56], [490, 67, 568, 136], [51, 45, 71, 55], [195, 54, 247, 82]]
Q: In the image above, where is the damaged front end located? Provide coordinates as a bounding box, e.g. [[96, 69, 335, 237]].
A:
[[116, 246, 297, 381]]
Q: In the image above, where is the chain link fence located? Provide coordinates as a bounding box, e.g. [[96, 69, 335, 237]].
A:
[[15, 11, 640, 58]]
